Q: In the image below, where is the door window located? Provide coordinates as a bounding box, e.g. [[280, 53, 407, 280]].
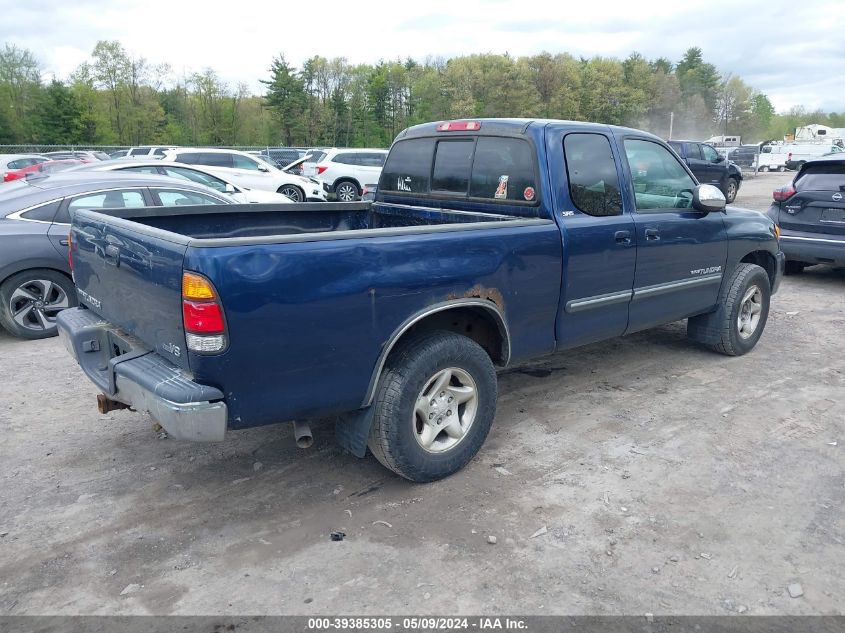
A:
[[623, 139, 697, 212], [62, 190, 146, 223], [563, 133, 622, 217], [155, 189, 227, 206], [232, 154, 261, 170], [161, 166, 229, 192], [686, 144, 702, 160], [122, 165, 161, 175], [700, 144, 720, 162]]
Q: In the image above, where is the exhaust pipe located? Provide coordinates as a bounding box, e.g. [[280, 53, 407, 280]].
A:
[[293, 420, 313, 449], [97, 393, 130, 414]]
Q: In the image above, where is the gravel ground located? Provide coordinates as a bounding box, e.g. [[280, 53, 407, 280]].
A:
[[1, 174, 842, 616]]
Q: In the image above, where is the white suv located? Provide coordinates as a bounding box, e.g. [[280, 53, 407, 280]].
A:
[[310, 148, 388, 201], [162, 148, 326, 202]]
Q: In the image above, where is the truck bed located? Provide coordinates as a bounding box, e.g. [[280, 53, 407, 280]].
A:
[[98, 201, 532, 243]]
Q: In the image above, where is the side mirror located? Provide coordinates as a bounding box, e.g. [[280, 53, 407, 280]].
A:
[[693, 184, 726, 212], [257, 164, 269, 172], [715, 155, 725, 163], [224, 183, 237, 193]]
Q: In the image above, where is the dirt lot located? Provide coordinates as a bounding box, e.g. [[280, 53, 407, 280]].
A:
[[1, 173, 842, 616]]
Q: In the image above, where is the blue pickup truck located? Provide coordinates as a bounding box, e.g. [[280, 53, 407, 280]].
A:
[[57, 119, 784, 482]]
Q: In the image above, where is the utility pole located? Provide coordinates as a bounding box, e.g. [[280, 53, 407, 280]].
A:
[[669, 112, 674, 140]]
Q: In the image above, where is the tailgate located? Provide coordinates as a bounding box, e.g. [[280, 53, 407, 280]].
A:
[[71, 210, 190, 370]]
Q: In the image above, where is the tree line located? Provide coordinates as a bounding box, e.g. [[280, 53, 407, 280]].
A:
[[1, 40, 842, 149]]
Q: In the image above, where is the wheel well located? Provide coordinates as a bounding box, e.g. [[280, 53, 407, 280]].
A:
[[277, 183, 304, 194], [740, 251, 776, 288], [363, 303, 510, 407], [333, 177, 361, 192], [1, 267, 72, 288]]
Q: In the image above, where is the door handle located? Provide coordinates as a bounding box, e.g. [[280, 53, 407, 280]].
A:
[[614, 230, 632, 245], [644, 228, 660, 241], [59, 239, 69, 246]]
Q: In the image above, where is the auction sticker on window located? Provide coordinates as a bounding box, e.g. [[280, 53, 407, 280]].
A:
[[523, 186, 535, 201]]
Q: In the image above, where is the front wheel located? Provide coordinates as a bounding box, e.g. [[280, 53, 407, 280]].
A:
[[278, 185, 304, 202], [334, 181, 360, 202], [368, 331, 497, 482], [688, 263, 771, 356], [0, 269, 77, 339]]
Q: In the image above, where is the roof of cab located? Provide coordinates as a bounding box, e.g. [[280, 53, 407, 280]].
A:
[[398, 118, 662, 142]]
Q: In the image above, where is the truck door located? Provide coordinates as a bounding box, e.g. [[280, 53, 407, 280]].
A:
[[551, 131, 636, 349], [620, 137, 727, 332]]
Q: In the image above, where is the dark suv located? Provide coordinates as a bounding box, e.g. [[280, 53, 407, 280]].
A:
[[767, 158, 845, 273], [668, 140, 743, 203]]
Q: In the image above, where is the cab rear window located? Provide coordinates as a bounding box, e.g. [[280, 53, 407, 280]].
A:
[[380, 136, 537, 203]]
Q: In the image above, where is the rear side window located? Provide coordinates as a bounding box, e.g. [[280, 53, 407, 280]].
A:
[[563, 133, 622, 217], [379, 139, 436, 193], [432, 140, 474, 194], [795, 164, 845, 191], [357, 152, 387, 167], [469, 137, 536, 202], [19, 200, 60, 222], [175, 153, 199, 165], [332, 153, 359, 165]]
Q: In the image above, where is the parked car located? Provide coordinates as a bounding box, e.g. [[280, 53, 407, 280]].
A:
[[124, 146, 177, 159], [67, 160, 295, 204], [161, 148, 326, 202], [784, 143, 845, 171], [3, 159, 87, 182], [258, 148, 305, 168], [667, 140, 743, 203], [43, 150, 110, 161], [312, 148, 389, 201], [725, 145, 759, 169], [767, 157, 845, 273], [58, 118, 783, 482], [109, 150, 130, 159], [1, 154, 50, 180], [0, 172, 232, 340]]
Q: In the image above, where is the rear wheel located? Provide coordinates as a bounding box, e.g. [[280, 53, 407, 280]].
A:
[[278, 185, 304, 202], [368, 331, 497, 482], [725, 177, 739, 203], [777, 165, 786, 172], [334, 181, 360, 202], [759, 165, 770, 172], [0, 269, 77, 340]]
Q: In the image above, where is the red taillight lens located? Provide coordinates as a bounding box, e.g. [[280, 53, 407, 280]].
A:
[[773, 185, 796, 202], [182, 300, 225, 334], [316, 165, 328, 175], [68, 232, 73, 271]]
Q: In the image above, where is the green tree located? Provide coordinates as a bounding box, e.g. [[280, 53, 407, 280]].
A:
[[261, 55, 306, 145], [35, 79, 83, 143]]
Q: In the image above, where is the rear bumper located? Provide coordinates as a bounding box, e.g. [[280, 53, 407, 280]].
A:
[[57, 308, 227, 442], [780, 233, 845, 266]]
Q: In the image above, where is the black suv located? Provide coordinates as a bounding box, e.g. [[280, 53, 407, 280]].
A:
[[767, 158, 845, 273], [668, 140, 743, 203]]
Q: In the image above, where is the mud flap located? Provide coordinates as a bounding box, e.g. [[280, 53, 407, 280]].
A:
[[334, 407, 375, 458], [686, 305, 725, 346]]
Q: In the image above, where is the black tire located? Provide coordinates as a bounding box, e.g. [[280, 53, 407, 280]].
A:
[[777, 165, 785, 172], [725, 177, 739, 203], [688, 263, 770, 356], [334, 180, 360, 202], [784, 260, 807, 275], [367, 330, 497, 482], [759, 165, 769, 173], [278, 185, 304, 202], [0, 269, 77, 340]]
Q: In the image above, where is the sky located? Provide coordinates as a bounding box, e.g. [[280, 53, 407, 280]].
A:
[[3, 0, 844, 113]]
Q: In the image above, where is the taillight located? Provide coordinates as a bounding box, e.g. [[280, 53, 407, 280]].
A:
[[773, 185, 796, 202], [68, 231, 73, 271], [182, 271, 227, 353], [316, 164, 328, 175]]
